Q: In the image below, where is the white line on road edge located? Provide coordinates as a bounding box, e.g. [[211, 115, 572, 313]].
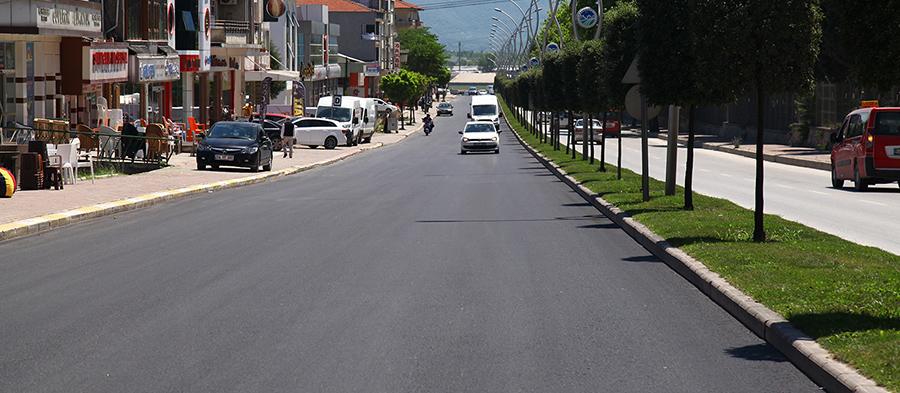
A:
[[504, 113, 888, 393]]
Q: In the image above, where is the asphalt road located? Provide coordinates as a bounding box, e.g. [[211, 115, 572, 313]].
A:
[[0, 96, 820, 392], [546, 121, 900, 255]]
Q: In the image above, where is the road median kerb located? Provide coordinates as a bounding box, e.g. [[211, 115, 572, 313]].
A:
[[0, 138, 403, 243], [509, 122, 888, 393]]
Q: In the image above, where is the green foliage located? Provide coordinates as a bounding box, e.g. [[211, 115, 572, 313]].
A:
[[541, 53, 567, 112], [820, 0, 900, 91], [434, 66, 451, 87], [576, 40, 608, 113], [598, 0, 639, 109], [559, 41, 584, 112], [397, 28, 450, 82], [381, 69, 428, 109]]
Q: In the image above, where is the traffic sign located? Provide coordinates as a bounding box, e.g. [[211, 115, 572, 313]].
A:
[[546, 42, 560, 53]]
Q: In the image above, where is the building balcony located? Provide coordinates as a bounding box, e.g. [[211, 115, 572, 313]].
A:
[[210, 20, 261, 45]]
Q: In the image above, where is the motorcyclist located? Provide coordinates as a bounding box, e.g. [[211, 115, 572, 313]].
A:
[[423, 113, 434, 135]]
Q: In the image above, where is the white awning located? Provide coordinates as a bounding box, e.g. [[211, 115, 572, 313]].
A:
[[244, 69, 300, 82]]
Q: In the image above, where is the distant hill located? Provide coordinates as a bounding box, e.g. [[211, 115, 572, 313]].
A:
[[419, 2, 542, 52]]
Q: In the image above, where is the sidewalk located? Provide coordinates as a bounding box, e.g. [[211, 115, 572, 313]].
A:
[[654, 131, 831, 171], [0, 109, 428, 230]]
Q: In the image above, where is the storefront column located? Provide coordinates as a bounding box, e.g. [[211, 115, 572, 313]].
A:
[[33, 42, 46, 120], [198, 72, 209, 125], [231, 68, 243, 115], [14, 41, 27, 125], [45, 42, 59, 119], [163, 82, 172, 120], [182, 72, 193, 124], [140, 83, 149, 121], [212, 72, 223, 123]]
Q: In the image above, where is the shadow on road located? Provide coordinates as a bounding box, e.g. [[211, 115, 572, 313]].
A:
[[416, 215, 605, 224], [725, 344, 788, 362]]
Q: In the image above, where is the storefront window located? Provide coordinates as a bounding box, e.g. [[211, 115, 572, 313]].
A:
[[149, 0, 167, 41], [126, 0, 142, 40], [0, 42, 15, 126]]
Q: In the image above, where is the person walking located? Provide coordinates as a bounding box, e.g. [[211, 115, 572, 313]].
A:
[[281, 119, 296, 158]]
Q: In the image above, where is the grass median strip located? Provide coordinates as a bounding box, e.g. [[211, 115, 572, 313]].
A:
[[499, 97, 899, 391]]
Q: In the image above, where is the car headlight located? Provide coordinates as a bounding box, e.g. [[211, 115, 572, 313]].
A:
[[462, 137, 469, 142], [245, 146, 259, 154], [198, 144, 211, 151], [492, 136, 498, 142]]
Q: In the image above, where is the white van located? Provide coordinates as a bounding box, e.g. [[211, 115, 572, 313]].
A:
[[316, 96, 363, 146], [469, 95, 502, 130], [357, 98, 378, 143]]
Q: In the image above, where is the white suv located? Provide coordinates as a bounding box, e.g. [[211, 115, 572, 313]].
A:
[[459, 121, 500, 154]]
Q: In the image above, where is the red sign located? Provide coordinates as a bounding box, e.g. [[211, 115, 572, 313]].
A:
[[180, 54, 201, 72], [92, 50, 127, 66]]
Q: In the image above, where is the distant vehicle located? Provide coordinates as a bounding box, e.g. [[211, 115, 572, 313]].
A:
[[477, 89, 487, 95], [373, 98, 398, 114], [197, 121, 274, 172], [572, 117, 621, 142], [486, 85, 494, 94], [437, 102, 454, 116], [250, 113, 291, 123], [468, 95, 501, 129], [830, 105, 900, 191], [467, 87, 478, 96], [459, 121, 500, 154], [289, 117, 352, 150]]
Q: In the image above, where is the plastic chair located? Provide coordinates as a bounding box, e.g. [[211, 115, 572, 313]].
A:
[[67, 138, 94, 183], [55, 143, 76, 185], [76, 124, 98, 153], [98, 125, 119, 158], [145, 123, 169, 160]]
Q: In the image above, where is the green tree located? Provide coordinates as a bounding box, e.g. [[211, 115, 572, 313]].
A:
[[542, 52, 567, 150], [381, 69, 427, 130], [726, 0, 823, 241], [599, 0, 639, 179], [821, 0, 900, 93], [559, 42, 584, 158], [397, 28, 449, 81], [577, 40, 607, 165], [636, 0, 742, 209]]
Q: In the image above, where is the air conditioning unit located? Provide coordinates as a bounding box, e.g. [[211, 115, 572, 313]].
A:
[[220, 0, 237, 6]]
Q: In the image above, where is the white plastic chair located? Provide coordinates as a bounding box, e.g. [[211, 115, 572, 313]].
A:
[[68, 137, 95, 183], [98, 125, 119, 158], [56, 144, 76, 185]]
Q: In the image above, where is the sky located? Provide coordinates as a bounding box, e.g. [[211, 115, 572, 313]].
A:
[[418, 0, 545, 53]]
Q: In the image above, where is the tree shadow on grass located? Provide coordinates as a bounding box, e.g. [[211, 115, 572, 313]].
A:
[[664, 236, 737, 248], [725, 344, 787, 362], [786, 312, 900, 338]]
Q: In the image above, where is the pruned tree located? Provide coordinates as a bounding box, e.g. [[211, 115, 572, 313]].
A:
[[577, 40, 608, 166], [599, 0, 639, 179]]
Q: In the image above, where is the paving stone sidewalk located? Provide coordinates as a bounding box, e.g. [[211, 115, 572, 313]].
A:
[[0, 111, 427, 225]]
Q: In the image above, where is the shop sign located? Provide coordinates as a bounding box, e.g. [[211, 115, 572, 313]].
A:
[[180, 54, 201, 72], [136, 56, 180, 82], [364, 63, 380, 77], [36, 5, 102, 33], [313, 65, 327, 81], [209, 55, 240, 71], [326, 64, 341, 79], [87, 48, 129, 82]]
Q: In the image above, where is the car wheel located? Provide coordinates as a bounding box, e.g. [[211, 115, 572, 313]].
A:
[[324, 136, 338, 150], [460, 150, 467, 155], [250, 156, 260, 172], [853, 164, 867, 192], [263, 154, 272, 171], [831, 165, 844, 189], [495, 149, 500, 154], [197, 162, 206, 170], [363, 136, 372, 143]]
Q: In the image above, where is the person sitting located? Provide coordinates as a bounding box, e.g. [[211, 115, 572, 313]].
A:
[[121, 115, 142, 159]]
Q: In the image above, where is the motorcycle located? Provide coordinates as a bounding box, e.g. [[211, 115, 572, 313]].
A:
[[424, 122, 434, 136]]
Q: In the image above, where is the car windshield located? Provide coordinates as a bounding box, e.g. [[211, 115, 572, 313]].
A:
[[207, 123, 258, 139], [465, 123, 495, 133], [473, 105, 496, 116], [873, 112, 900, 135], [438, 103, 451, 108], [316, 107, 352, 122]]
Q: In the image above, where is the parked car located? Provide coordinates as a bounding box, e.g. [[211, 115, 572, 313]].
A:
[[250, 112, 291, 123], [830, 105, 900, 191], [289, 117, 353, 150], [459, 121, 500, 154], [572, 117, 622, 141], [196, 121, 274, 172], [478, 89, 488, 95], [437, 102, 454, 116], [251, 118, 284, 151], [467, 87, 478, 96], [373, 98, 399, 114]]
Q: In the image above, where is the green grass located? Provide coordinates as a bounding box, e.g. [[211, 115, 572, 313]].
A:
[[78, 166, 123, 181], [500, 97, 900, 391]]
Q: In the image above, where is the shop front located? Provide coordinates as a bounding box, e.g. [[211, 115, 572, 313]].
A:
[[59, 39, 129, 128], [125, 45, 180, 123]]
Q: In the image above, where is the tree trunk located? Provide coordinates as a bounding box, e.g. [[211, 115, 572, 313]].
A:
[[566, 111, 572, 155], [684, 105, 695, 210], [641, 95, 650, 202], [589, 114, 595, 164], [617, 111, 623, 179], [582, 114, 589, 160], [399, 104, 406, 130], [599, 111, 607, 172], [753, 86, 766, 242]]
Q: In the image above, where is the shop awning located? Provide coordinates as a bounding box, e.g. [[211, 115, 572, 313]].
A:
[[244, 69, 301, 82]]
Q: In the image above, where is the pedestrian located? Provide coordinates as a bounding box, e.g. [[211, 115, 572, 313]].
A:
[[281, 119, 295, 158]]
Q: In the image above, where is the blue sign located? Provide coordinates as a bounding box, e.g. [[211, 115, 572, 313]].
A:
[[520, 65, 528, 71], [576, 7, 599, 29], [529, 57, 539, 67], [546, 42, 560, 53]]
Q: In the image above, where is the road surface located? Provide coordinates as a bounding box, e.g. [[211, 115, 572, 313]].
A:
[[0, 97, 819, 392]]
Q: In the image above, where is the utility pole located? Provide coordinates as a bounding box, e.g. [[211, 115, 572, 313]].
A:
[[458, 42, 462, 71]]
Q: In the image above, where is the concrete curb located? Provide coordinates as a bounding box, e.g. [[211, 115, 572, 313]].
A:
[[0, 132, 412, 243], [652, 133, 831, 171], [508, 119, 888, 393]]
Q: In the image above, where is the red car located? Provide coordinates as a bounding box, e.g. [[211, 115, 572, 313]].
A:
[[830, 105, 900, 191]]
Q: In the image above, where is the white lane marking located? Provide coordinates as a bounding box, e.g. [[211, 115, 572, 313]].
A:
[[720, 173, 733, 177], [775, 183, 796, 190], [809, 190, 828, 196], [699, 168, 711, 173], [860, 199, 887, 207]]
